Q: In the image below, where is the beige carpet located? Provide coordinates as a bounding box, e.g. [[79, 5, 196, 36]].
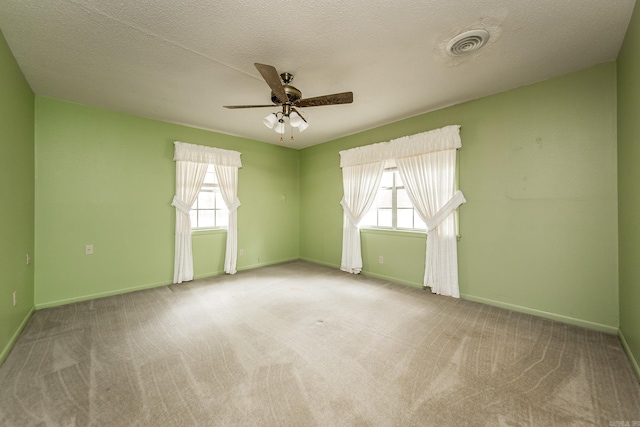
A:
[[1, 261, 639, 426]]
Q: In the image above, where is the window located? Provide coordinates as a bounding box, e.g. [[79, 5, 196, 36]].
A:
[[361, 169, 427, 230], [190, 165, 228, 229]]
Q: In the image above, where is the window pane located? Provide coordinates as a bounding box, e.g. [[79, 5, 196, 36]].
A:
[[215, 192, 225, 209], [378, 208, 392, 227], [380, 170, 393, 188], [198, 210, 215, 228], [397, 208, 414, 229], [202, 172, 214, 184], [361, 207, 377, 226], [397, 188, 413, 208], [191, 165, 228, 230], [203, 165, 218, 184], [216, 210, 228, 227], [378, 189, 392, 208], [198, 190, 215, 209], [414, 211, 427, 230]]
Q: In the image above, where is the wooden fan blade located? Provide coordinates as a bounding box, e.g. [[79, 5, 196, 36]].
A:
[[254, 63, 289, 104], [296, 92, 353, 107], [223, 104, 276, 109]]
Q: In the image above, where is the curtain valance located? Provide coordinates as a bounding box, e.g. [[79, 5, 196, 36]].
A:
[[339, 125, 461, 168], [174, 141, 242, 167]]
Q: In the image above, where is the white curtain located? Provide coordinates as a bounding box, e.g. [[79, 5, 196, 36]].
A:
[[340, 161, 385, 273], [172, 141, 242, 284], [396, 150, 466, 297], [214, 164, 241, 274], [172, 160, 208, 284], [339, 125, 465, 298]]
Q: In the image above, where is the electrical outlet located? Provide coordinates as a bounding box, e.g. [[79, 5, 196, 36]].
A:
[[85, 245, 94, 255], [378, 256, 384, 264], [239, 249, 244, 256], [26, 252, 31, 265], [12, 291, 17, 307]]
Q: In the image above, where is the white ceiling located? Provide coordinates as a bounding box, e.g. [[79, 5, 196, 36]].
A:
[[0, 0, 636, 149]]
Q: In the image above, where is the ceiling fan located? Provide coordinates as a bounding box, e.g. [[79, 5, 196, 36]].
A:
[[223, 63, 353, 139]]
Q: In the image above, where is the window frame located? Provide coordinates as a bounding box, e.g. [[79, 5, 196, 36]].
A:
[[190, 165, 228, 231], [361, 168, 427, 232]]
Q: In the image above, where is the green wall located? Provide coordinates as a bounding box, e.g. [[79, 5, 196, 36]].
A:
[[34, 98, 299, 307], [301, 62, 619, 332], [617, 1, 640, 378], [0, 30, 35, 363], [2, 16, 636, 374]]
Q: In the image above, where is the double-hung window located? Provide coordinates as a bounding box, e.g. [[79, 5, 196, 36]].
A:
[[361, 168, 427, 231], [190, 165, 228, 229]]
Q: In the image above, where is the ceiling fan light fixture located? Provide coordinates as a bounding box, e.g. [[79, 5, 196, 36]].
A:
[[297, 119, 309, 132], [263, 113, 277, 129], [274, 119, 286, 134], [289, 111, 303, 127], [225, 63, 353, 142]]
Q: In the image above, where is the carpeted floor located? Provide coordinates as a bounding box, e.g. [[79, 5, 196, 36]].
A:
[[1, 261, 639, 426]]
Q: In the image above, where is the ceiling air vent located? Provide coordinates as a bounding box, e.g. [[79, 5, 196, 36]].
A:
[[445, 29, 490, 56]]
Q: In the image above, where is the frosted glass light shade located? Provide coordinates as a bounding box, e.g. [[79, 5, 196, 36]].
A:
[[297, 120, 309, 132], [273, 119, 285, 134], [289, 111, 303, 127], [263, 113, 277, 129]]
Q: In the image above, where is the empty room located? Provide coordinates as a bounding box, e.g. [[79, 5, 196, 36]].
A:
[[1, 1, 640, 425]]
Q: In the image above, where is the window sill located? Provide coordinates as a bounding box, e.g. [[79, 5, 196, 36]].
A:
[[191, 228, 227, 236], [361, 227, 462, 241], [360, 227, 427, 239]]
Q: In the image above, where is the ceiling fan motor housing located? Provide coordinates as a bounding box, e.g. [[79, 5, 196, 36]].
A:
[[271, 85, 302, 105], [223, 63, 353, 114]]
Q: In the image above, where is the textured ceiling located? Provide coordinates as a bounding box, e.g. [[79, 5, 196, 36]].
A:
[[0, 0, 636, 149]]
